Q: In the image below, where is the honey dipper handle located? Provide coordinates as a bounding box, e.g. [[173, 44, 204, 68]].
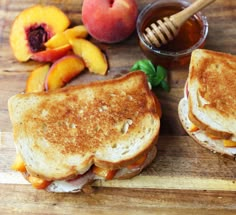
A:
[[170, 0, 215, 28]]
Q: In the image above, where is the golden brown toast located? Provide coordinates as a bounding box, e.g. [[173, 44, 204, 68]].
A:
[[187, 49, 236, 139], [178, 98, 236, 159], [8, 71, 160, 181]]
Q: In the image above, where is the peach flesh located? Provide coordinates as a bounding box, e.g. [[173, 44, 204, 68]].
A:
[[25, 64, 49, 93], [9, 5, 70, 62], [25, 23, 53, 52], [45, 55, 85, 90], [70, 38, 108, 75], [44, 25, 88, 49]]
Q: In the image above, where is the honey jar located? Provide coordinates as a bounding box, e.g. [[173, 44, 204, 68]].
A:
[[136, 0, 208, 68]]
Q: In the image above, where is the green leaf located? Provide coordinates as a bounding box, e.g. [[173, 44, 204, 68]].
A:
[[130, 63, 140, 71], [156, 65, 167, 79], [131, 59, 170, 91], [151, 75, 163, 86], [132, 60, 155, 75], [150, 65, 167, 86], [160, 80, 170, 92], [146, 60, 156, 73]]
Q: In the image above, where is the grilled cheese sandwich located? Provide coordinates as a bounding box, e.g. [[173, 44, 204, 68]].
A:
[[178, 49, 236, 159], [9, 71, 161, 191]]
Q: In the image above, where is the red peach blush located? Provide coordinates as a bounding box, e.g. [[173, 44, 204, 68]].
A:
[[82, 0, 138, 43]]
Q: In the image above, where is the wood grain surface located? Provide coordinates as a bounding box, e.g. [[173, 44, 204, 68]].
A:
[[0, 0, 236, 214]]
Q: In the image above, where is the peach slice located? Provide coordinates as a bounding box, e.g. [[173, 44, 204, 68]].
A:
[[25, 64, 50, 93], [92, 166, 117, 180], [64, 25, 88, 40], [127, 154, 147, 170], [11, 153, 26, 172], [28, 175, 51, 189], [223, 140, 236, 147], [45, 25, 88, 49], [70, 38, 108, 75], [31, 44, 71, 62], [44, 32, 68, 49], [10, 5, 70, 62], [45, 55, 85, 90]]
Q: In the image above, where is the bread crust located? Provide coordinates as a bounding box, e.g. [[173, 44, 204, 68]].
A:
[[94, 91, 160, 170], [114, 146, 157, 179], [94, 135, 158, 170], [23, 146, 157, 192], [188, 96, 232, 139], [178, 98, 236, 160], [187, 49, 236, 139], [8, 71, 161, 181]]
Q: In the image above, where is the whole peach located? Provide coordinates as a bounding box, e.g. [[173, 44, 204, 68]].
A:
[[82, 0, 138, 43]]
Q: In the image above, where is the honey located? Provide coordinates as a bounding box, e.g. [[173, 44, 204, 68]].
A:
[[136, 0, 208, 68]]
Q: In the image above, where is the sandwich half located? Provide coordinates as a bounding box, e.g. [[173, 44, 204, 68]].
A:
[[8, 71, 161, 192], [178, 49, 236, 159]]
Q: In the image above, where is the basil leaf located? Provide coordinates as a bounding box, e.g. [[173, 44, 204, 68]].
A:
[[131, 59, 170, 91], [131, 63, 140, 71], [156, 65, 167, 79], [146, 60, 156, 73], [131, 60, 154, 84], [151, 75, 163, 86], [150, 65, 166, 86], [139, 64, 155, 77], [132, 59, 155, 75], [160, 80, 170, 92]]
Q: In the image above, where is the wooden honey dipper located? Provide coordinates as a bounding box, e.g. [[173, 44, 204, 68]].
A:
[[143, 0, 215, 47]]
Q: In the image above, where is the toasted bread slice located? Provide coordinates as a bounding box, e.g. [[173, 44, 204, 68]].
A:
[[46, 146, 157, 193], [178, 98, 236, 159], [114, 145, 157, 179], [188, 49, 236, 139], [188, 96, 232, 139], [8, 71, 160, 181]]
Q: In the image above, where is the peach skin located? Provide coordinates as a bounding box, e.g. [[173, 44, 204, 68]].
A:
[[45, 25, 88, 49], [70, 38, 108, 75], [45, 55, 85, 90], [25, 64, 50, 93], [82, 0, 138, 43], [31, 44, 71, 62], [10, 4, 70, 62]]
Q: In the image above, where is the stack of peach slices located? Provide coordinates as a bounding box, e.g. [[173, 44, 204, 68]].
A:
[[9, 5, 108, 93]]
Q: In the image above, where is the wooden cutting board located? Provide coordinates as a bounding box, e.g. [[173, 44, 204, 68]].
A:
[[1, 0, 236, 193], [1, 131, 236, 191]]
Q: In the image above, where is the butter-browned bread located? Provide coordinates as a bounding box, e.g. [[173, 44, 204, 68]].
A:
[[188, 49, 236, 139], [178, 98, 236, 159], [178, 49, 236, 159], [8, 71, 161, 191]]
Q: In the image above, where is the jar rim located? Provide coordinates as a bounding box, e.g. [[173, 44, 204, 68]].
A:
[[136, 0, 209, 57]]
